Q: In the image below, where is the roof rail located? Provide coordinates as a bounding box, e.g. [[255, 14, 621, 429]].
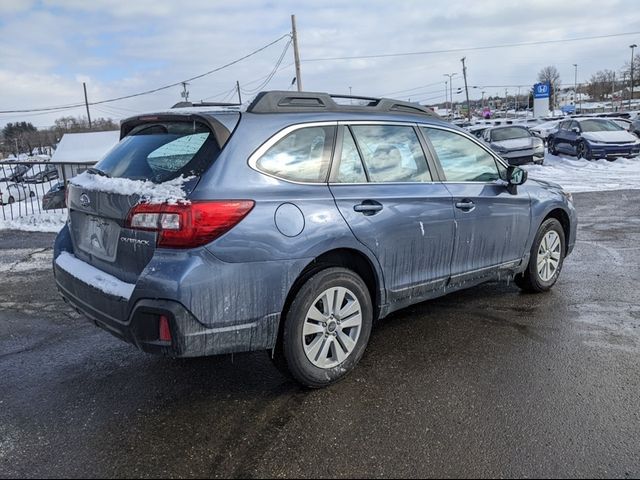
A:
[[171, 101, 242, 109], [246, 90, 440, 118]]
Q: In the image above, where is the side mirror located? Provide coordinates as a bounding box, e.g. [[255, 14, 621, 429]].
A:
[[571, 127, 580, 134], [507, 165, 527, 185], [505, 166, 527, 194]]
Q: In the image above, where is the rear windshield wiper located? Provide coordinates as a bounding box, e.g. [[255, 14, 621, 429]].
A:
[[87, 167, 110, 178]]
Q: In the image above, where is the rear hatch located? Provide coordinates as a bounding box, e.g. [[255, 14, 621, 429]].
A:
[[66, 113, 237, 284]]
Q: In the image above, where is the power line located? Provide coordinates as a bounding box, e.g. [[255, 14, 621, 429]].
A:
[[0, 33, 291, 114], [303, 31, 640, 62], [241, 38, 292, 96], [378, 80, 449, 97]]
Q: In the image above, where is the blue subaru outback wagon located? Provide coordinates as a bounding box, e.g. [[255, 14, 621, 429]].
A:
[[54, 91, 577, 387]]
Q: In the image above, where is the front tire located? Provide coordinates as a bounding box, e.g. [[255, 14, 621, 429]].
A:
[[515, 218, 565, 293], [276, 267, 373, 388], [547, 137, 558, 155], [577, 140, 592, 160]]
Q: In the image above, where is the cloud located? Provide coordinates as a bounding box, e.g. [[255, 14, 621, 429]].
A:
[[1, 0, 639, 127]]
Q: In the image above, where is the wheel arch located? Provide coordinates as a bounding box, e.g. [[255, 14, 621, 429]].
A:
[[280, 247, 384, 329], [543, 207, 571, 254]]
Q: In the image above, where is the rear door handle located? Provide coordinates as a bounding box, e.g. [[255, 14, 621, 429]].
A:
[[354, 200, 383, 215], [455, 200, 475, 212]]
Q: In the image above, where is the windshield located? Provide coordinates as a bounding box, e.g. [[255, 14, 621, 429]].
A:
[[580, 119, 623, 132], [490, 127, 531, 141], [95, 121, 219, 183]]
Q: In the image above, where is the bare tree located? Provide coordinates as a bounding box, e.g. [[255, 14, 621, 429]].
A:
[[538, 66, 561, 110], [587, 69, 617, 101]]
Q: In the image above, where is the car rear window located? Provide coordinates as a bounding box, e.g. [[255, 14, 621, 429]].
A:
[[95, 121, 220, 183]]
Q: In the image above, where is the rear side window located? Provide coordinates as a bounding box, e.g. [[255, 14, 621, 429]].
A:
[[96, 121, 219, 183], [350, 125, 432, 183], [422, 127, 501, 182], [335, 128, 367, 183], [256, 126, 335, 182]]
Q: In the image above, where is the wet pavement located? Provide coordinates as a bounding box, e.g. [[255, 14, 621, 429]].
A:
[[1, 190, 639, 478]]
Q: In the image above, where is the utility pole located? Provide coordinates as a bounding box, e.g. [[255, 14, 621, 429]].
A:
[[443, 73, 456, 119], [236, 80, 242, 105], [461, 57, 471, 120], [181, 82, 189, 102], [83, 82, 92, 129], [481, 90, 486, 110], [630, 44, 637, 110], [573, 63, 578, 113], [291, 14, 303, 92]]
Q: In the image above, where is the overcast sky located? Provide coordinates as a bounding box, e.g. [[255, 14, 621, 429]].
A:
[[1, 0, 639, 128]]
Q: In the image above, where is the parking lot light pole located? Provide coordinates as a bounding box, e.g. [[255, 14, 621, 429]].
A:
[[444, 73, 457, 118], [630, 44, 637, 110], [573, 64, 578, 112]]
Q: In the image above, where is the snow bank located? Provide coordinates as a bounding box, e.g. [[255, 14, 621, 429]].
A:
[[55, 252, 135, 300], [0, 211, 66, 232], [523, 152, 640, 193], [70, 172, 193, 204]]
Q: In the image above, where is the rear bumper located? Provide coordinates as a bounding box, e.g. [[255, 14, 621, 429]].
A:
[[55, 263, 280, 357], [53, 226, 295, 357]]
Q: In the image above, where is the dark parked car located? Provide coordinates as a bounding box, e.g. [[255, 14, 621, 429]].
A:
[[42, 182, 66, 210], [629, 115, 640, 138], [549, 118, 640, 160], [0, 164, 30, 183], [482, 125, 544, 165], [23, 164, 59, 183], [54, 91, 577, 387]]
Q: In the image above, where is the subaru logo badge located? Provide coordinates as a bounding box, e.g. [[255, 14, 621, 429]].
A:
[[80, 193, 91, 208]]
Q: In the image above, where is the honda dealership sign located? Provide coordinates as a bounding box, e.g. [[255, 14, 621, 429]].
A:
[[533, 82, 551, 117]]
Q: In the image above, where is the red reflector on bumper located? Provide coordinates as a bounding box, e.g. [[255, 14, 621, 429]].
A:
[[159, 315, 172, 343]]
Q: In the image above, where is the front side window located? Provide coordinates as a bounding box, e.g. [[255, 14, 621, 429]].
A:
[[350, 125, 432, 183], [422, 127, 501, 182], [256, 126, 335, 182]]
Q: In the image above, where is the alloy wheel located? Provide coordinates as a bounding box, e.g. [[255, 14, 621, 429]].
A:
[[302, 286, 362, 369], [537, 230, 562, 282]]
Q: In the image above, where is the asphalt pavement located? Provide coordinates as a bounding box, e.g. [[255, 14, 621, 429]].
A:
[[1, 190, 639, 478]]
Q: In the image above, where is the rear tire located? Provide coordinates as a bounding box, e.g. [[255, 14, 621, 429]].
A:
[[274, 267, 373, 388], [515, 218, 565, 293]]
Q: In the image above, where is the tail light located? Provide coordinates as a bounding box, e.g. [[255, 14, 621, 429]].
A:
[[126, 200, 254, 248]]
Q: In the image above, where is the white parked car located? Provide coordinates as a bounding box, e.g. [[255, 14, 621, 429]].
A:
[[530, 119, 562, 141], [0, 183, 37, 205]]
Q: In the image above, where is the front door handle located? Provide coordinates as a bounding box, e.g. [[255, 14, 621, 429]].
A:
[[354, 200, 383, 216], [455, 200, 475, 212]]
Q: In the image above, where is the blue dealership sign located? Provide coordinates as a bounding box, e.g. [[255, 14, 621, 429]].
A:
[[534, 82, 551, 99]]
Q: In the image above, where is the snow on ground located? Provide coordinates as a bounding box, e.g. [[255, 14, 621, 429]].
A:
[[0, 211, 66, 232], [523, 151, 640, 193], [0, 247, 53, 273]]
